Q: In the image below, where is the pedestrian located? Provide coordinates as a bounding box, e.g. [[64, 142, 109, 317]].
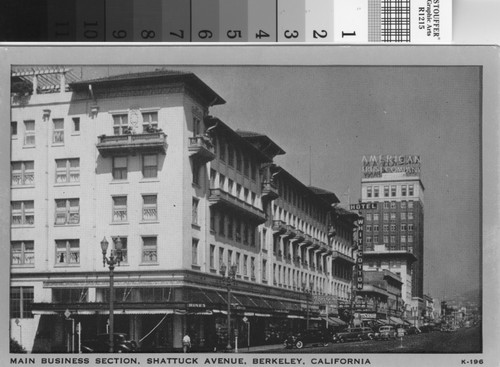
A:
[[182, 332, 191, 353]]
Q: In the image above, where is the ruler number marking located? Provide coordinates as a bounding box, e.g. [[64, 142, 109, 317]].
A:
[[83, 21, 99, 39], [170, 30, 185, 39], [198, 30, 213, 39], [112, 30, 127, 39], [313, 30, 327, 39], [227, 30, 242, 39], [141, 30, 156, 39], [284, 30, 299, 39], [255, 30, 270, 39]]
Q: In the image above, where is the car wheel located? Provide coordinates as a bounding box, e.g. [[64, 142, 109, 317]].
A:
[[296, 341, 304, 349]]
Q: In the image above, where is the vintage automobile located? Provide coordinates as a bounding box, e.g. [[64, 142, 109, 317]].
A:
[[374, 325, 397, 340], [283, 329, 330, 349], [405, 326, 421, 335], [81, 333, 138, 353], [333, 327, 374, 343]]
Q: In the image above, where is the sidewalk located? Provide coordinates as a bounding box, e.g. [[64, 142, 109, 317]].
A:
[[235, 343, 283, 353]]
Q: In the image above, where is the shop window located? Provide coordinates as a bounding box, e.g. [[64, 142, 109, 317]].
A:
[[10, 287, 34, 318]]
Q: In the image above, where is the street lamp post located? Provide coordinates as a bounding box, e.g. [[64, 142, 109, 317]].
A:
[[220, 263, 237, 351], [301, 281, 313, 329], [100, 236, 122, 353]]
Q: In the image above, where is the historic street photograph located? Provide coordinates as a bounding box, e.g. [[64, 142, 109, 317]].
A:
[[9, 63, 481, 355]]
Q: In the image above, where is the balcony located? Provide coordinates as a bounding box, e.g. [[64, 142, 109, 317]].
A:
[[292, 229, 305, 243], [261, 181, 279, 201], [272, 220, 287, 234], [331, 251, 356, 265], [300, 234, 313, 247], [97, 132, 167, 157], [188, 135, 215, 164], [209, 188, 266, 224]]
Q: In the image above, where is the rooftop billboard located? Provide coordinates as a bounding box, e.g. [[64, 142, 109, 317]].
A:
[[362, 155, 421, 178]]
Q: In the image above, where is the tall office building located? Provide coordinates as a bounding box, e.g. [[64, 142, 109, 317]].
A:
[[358, 155, 424, 312]]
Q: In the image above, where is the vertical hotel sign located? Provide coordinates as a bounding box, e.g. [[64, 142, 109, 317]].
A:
[[356, 217, 364, 290]]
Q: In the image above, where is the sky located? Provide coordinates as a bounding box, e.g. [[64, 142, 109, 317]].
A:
[[82, 65, 481, 300]]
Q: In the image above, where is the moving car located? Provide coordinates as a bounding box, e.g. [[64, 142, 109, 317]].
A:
[[374, 325, 397, 340], [81, 333, 138, 353], [333, 327, 374, 343], [284, 329, 330, 349]]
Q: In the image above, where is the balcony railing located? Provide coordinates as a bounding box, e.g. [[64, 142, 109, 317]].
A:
[[188, 135, 215, 163], [261, 181, 279, 201], [97, 132, 167, 157], [209, 188, 266, 223], [272, 220, 287, 234], [331, 251, 356, 264]]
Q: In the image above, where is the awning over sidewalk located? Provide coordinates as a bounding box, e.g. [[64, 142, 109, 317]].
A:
[[389, 316, 405, 325]]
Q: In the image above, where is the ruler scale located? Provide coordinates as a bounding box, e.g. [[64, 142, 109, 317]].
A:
[[0, 0, 451, 43]]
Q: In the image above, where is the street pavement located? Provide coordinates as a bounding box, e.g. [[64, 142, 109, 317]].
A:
[[242, 326, 481, 354]]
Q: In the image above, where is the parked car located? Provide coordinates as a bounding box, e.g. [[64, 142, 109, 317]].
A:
[[81, 333, 138, 353], [374, 325, 397, 340], [333, 327, 374, 343], [284, 329, 330, 349], [406, 326, 421, 335], [419, 324, 438, 333]]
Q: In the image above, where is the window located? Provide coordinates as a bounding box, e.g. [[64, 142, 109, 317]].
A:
[[373, 224, 379, 232], [113, 157, 127, 180], [383, 224, 389, 232], [142, 154, 158, 178], [251, 192, 256, 206], [374, 186, 379, 197], [72, 117, 80, 133], [408, 223, 414, 231], [228, 179, 234, 194], [56, 239, 80, 264], [219, 248, 224, 268], [210, 169, 216, 187], [390, 201, 397, 209], [390, 212, 396, 220], [251, 257, 255, 278], [192, 239, 199, 265], [408, 201, 414, 209], [373, 235, 378, 244], [56, 158, 79, 183], [53, 119, 64, 143], [192, 198, 199, 225], [55, 198, 80, 225], [112, 196, 127, 222], [227, 250, 233, 267], [408, 235, 413, 243], [219, 174, 226, 189], [383, 213, 389, 221], [366, 214, 372, 221], [391, 185, 396, 197], [366, 236, 372, 244], [10, 287, 34, 319], [236, 253, 241, 274], [227, 216, 233, 240], [366, 225, 372, 232], [390, 235, 396, 243], [192, 116, 200, 136], [236, 184, 242, 199], [111, 237, 128, 263], [244, 188, 249, 203], [142, 237, 158, 263], [243, 255, 248, 275], [24, 120, 35, 146], [11, 201, 34, 226], [209, 245, 215, 268], [383, 201, 390, 209], [401, 235, 406, 243], [142, 111, 158, 132], [401, 224, 407, 231], [262, 259, 267, 280], [367, 186, 372, 198], [262, 228, 267, 250], [409, 185, 414, 196], [11, 241, 34, 266], [408, 212, 414, 220], [384, 185, 389, 197], [401, 212, 406, 220], [219, 139, 226, 161], [390, 224, 396, 232], [373, 213, 379, 221], [210, 208, 215, 231], [401, 201, 407, 209], [401, 185, 407, 196], [383, 235, 389, 244], [11, 121, 18, 137], [219, 213, 225, 236], [113, 114, 128, 135], [11, 161, 34, 186], [142, 195, 157, 221], [228, 146, 234, 166]]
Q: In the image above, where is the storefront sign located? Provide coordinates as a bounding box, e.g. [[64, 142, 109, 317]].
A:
[[360, 313, 376, 319], [362, 155, 421, 178], [313, 294, 338, 305], [188, 303, 206, 308]]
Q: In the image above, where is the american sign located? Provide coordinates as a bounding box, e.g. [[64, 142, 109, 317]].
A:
[[362, 154, 421, 178]]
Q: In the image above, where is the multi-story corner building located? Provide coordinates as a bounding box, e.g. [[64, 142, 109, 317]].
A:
[[10, 67, 357, 353], [358, 155, 424, 316]]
